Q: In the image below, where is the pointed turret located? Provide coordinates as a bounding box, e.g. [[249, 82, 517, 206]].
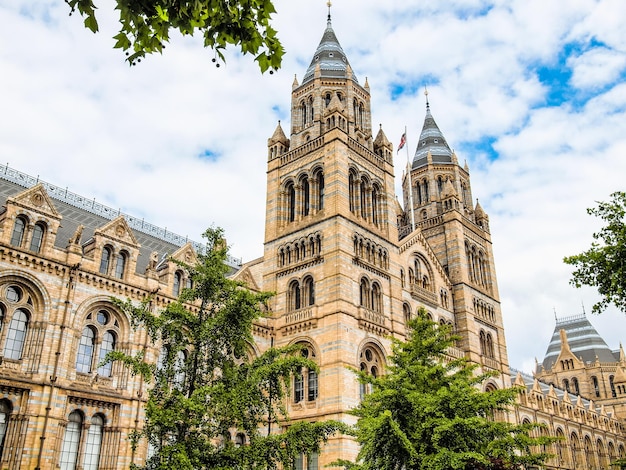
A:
[[302, 10, 356, 85], [412, 98, 452, 169], [268, 121, 289, 146], [267, 121, 290, 160]]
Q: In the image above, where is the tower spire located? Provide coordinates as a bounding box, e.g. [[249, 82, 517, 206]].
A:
[[327, 1, 332, 23], [425, 86, 430, 110]]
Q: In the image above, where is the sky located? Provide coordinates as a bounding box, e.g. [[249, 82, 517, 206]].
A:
[[1, 0, 625, 373]]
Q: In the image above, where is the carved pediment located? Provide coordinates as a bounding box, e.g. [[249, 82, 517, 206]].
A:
[[94, 216, 139, 248], [170, 242, 198, 266], [233, 266, 261, 291], [7, 183, 61, 219]]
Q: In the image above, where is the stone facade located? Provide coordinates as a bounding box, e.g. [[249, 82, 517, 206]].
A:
[[0, 12, 624, 470]]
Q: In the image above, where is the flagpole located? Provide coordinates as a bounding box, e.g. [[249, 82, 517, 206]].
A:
[[405, 125, 416, 231]]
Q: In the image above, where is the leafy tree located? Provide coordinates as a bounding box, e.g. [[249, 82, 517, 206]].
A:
[[109, 227, 342, 469], [338, 309, 554, 470], [564, 191, 626, 314], [65, 0, 284, 71]]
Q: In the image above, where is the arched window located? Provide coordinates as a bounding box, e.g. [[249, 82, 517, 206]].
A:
[[4, 308, 28, 360], [60, 411, 83, 470], [572, 377, 580, 395], [597, 439, 607, 468], [359, 344, 383, 399], [99, 246, 112, 275], [570, 432, 581, 468], [114, 251, 127, 279], [371, 185, 379, 226], [563, 379, 570, 393], [317, 172, 325, 210], [10, 216, 26, 247], [288, 280, 301, 311], [485, 333, 494, 359], [76, 308, 120, 377], [300, 101, 307, 127], [30, 222, 45, 252], [359, 278, 370, 309], [76, 326, 96, 373], [479, 330, 487, 357], [294, 343, 318, 403], [286, 182, 296, 222], [349, 171, 356, 213], [403, 303, 411, 324], [301, 176, 310, 217], [174, 350, 186, 388], [555, 428, 568, 467], [371, 282, 382, 313], [97, 331, 116, 377], [173, 271, 182, 297], [360, 179, 368, 219], [610, 375, 617, 397], [83, 414, 104, 470], [302, 276, 315, 306], [0, 400, 12, 461]]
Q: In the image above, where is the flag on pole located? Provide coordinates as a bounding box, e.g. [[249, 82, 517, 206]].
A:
[[397, 133, 407, 153]]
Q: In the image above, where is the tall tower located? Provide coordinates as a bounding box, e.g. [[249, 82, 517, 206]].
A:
[[401, 97, 510, 386], [262, 10, 399, 466]]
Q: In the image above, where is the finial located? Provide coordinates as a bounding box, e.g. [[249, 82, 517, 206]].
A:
[[379, 123, 382, 129], [424, 86, 430, 109], [581, 300, 586, 315], [327, 1, 332, 22], [553, 307, 557, 321]]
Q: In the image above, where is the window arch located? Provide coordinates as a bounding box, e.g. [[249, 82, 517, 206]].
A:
[[83, 414, 104, 470], [288, 280, 301, 311], [300, 175, 310, 217], [10, 216, 27, 247], [571, 376, 580, 395], [286, 181, 296, 222], [359, 277, 370, 309], [371, 282, 382, 313], [302, 276, 315, 307], [99, 246, 112, 275], [60, 410, 83, 470], [555, 428, 568, 467], [359, 344, 384, 399], [403, 303, 411, 325], [4, 308, 29, 360], [173, 271, 182, 297], [294, 343, 318, 403], [114, 251, 128, 279], [30, 222, 46, 253], [610, 375, 617, 397], [76, 308, 120, 378]]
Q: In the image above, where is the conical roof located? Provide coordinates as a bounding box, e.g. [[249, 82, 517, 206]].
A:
[[412, 102, 452, 169], [541, 313, 618, 371], [302, 12, 357, 85]]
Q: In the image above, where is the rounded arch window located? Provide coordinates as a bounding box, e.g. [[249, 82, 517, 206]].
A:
[[76, 307, 121, 377], [294, 342, 318, 403], [10, 216, 27, 247], [30, 222, 46, 253], [359, 344, 384, 399]]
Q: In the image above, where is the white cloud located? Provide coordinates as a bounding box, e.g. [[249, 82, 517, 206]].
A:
[[1, 0, 625, 373]]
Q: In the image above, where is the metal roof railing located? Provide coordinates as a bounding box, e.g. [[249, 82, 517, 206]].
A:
[[0, 163, 242, 268]]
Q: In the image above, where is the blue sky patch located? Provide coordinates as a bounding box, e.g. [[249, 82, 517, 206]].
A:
[[459, 136, 499, 163], [199, 149, 220, 161], [389, 75, 439, 101]]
